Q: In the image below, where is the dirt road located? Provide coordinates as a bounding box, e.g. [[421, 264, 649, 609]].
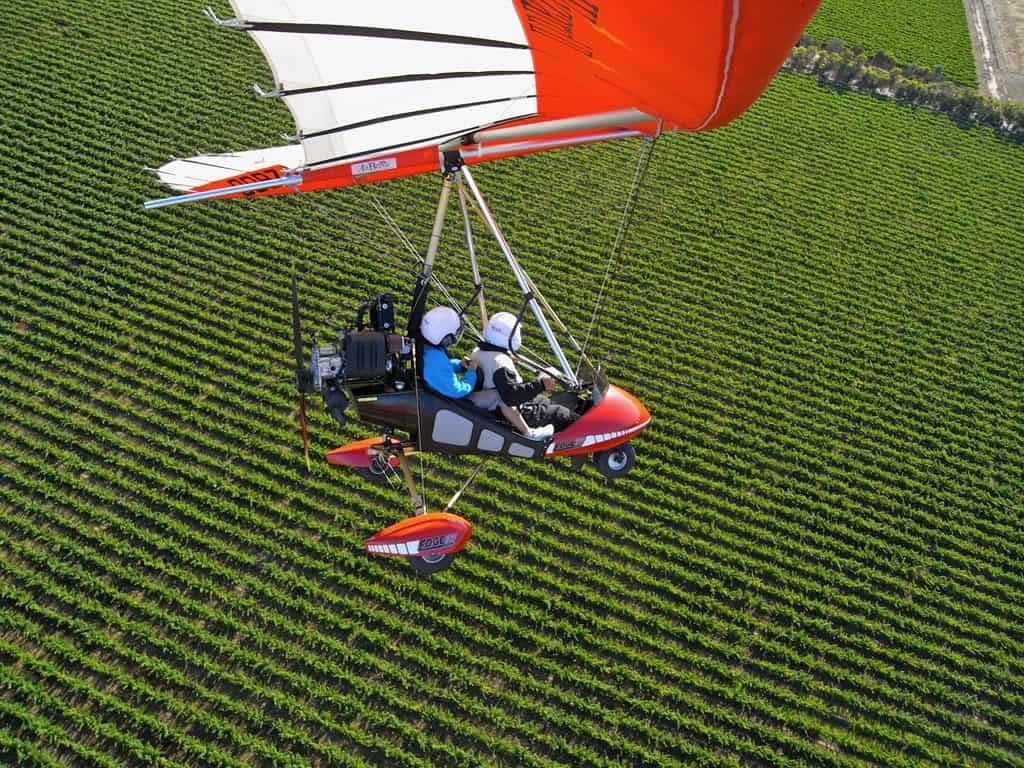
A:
[[964, 0, 1024, 100]]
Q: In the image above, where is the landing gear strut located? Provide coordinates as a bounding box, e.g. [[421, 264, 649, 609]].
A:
[[362, 449, 474, 575]]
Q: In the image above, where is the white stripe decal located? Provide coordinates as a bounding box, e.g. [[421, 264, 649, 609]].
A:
[[546, 418, 652, 454], [696, 0, 740, 130]]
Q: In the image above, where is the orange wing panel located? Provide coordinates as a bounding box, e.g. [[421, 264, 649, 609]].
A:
[[512, 0, 820, 130]]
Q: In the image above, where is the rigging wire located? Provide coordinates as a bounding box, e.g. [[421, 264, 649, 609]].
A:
[[294, 181, 480, 346], [292, 186, 438, 505], [295, 173, 559, 376], [533, 148, 633, 300], [359, 185, 488, 336], [456, 189, 566, 373], [411, 337, 427, 510], [363, 180, 560, 372], [456, 142, 644, 381], [286, 189, 430, 501], [360, 186, 421, 261], [288, 191, 419, 283], [576, 135, 658, 376]]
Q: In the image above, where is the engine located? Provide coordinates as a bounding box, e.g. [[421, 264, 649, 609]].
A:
[[307, 292, 413, 425]]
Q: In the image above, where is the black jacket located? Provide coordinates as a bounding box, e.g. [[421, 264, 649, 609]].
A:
[[476, 342, 545, 406]]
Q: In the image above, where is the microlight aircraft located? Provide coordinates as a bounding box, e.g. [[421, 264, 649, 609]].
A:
[[145, 0, 820, 573]]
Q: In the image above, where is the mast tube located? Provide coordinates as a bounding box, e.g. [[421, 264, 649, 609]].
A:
[[459, 129, 645, 161], [456, 176, 488, 326], [423, 176, 452, 278], [461, 166, 578, 388], [409, 175, 453, 337]]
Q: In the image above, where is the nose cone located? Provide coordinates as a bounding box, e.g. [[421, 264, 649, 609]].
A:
[[547, 384, 651, 456], [610, 385, 651, 428]]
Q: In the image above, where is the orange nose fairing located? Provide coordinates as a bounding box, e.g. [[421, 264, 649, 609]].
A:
[[546, 385, 650, 458]]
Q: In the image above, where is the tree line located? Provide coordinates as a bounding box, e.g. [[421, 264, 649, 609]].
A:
[[785, 35, 1024, 138]]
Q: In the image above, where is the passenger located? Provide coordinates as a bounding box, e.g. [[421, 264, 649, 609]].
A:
[[469, 312, 576, 436], [419, 306, 478, 399]]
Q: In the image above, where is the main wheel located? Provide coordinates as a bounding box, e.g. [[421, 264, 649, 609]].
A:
[[357, 454, 393, 483], [594, 442, 636, 479], [408, 552, 456, 574]]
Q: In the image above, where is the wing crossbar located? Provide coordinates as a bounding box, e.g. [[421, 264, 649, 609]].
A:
[[143, 174, 301, 210]]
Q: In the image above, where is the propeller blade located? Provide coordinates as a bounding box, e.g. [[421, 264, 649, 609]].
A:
[[291, 272, 309, 392], [300, 392, 311, 473], [292, 271, 312, 472]]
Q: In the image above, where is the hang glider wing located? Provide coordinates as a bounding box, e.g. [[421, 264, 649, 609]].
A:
[[147, 0, 820, 207]]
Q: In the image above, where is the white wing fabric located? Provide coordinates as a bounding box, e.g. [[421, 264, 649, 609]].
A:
[[234, 0, 537, 169], [156, 145, 304, 191]]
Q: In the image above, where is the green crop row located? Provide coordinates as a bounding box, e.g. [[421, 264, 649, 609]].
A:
[[2, 246, 1024, 765], [4, 364, 1019, 765], [4, 309, 1019, 720], [4, 237, 1019, 696], [2, 0, 1023, 763]]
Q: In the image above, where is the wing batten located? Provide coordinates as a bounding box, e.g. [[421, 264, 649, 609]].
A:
[[301, 95, 539, 140], [279, 70, 536, 97], [695, 0, 741, 131], [231, 0, 539, 168], [245, 21, 530, 49]]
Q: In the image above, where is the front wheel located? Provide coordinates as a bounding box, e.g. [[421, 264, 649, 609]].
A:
[[594, 442, 636, 479], [408, 552, 456, 574]]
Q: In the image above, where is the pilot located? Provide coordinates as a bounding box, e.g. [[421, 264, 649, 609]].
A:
[[469, 311, 575, 435], [420, 306, 478, 399], [421, 306, 553, 441]]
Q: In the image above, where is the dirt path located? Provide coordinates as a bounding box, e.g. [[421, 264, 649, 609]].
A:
[[964, 0, 1024, 100]]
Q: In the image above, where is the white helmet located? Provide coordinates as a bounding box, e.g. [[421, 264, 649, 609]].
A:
[[483, 311, 522, 351], [421, 306, 463, 347]]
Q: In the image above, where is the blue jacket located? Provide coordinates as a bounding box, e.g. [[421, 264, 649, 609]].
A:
[[423, 346, 477, 398]]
